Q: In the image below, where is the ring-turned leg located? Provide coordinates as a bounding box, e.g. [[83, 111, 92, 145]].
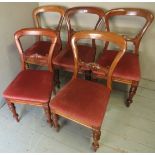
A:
[[92, 128, 101, 152], [7, 100, 19, 122], [85, 70, 92, 81], [26, 63, 30, 69], [126, 81, 139, 107], [54, 69, 60, 89], [43, 104, 52, 126], [52, 113, 60, 132]]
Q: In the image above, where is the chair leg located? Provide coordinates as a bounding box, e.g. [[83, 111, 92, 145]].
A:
[[54, 69, 60, 88], [52, 113, 60, 132], [126, 81, 139, 107], [85, 70, 92, 80], [26, 63, 30, 69], [92, 128, 101, 152], [43, 104, 52, 126], [7, 101, 19, 122]]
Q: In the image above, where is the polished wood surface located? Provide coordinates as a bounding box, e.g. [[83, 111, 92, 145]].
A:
[[33, 5, 65, 32], [103, 8, 154, 54], [65, 6, 105, 47]]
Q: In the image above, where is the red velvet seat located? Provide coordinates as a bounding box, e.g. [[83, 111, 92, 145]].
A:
[[51, 78, 110, 128], [53, 45, 96, 71], [95, 50, 140, 81], [3, 70, 52, 103], [24, 41, 61, 57]]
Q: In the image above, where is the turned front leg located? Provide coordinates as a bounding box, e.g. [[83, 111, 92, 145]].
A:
[[54, 69, 60, 89], [7, 101, 19, 122], [85, 70, 92, 81], [52, 113, 60, 132], [92, 129, 101, 152], [43, 104, 52, 126], [126, 81, 139, 107]]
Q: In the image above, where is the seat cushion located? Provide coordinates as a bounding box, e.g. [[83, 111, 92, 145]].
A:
[[53, 45, 96, 71], [3, 70, 53, 103], [96, 50, 141, 81], [50, 78, 110, 128], [24, 40, 61, 57]]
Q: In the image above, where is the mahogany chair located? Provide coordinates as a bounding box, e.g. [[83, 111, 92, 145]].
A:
[[3, 28, 57, 125], [24, 5, 65, 67], [95, 8, 154, 107], [52, 7, 105, 87], [50, 30, 126, 151]]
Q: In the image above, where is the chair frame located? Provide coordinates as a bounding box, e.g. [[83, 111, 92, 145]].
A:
[[51, 30, 127, 151], [4, 28, 57, 124], [97, 8, 154, 106]]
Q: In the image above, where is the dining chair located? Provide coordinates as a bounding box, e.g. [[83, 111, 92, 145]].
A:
[[95, 8, 154, 107], [3, 28, 57, 125], [50, 30, 126, 151], [52, 6, 105, 87], [24, 5, 65, 68]]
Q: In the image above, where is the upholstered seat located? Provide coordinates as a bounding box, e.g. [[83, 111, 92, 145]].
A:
[[95, 50, 140, 81], [50, 78, 110, 128], [24, 41, 61, 57], [3, 70, 53, 103], [53, 45, 96, 71]]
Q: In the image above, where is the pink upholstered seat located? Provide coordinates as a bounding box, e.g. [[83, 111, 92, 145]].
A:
[[50, 78, 110, 128], [3, 70, 53, 103], [96, 50, 141, 81], [24, 41, 61, 57], [53, 45, 96, 71]]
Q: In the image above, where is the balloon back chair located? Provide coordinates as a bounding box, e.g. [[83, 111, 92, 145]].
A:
[[3, 28, 57, 125], [24, 6, 65, 68], [95, 8, 154, 107], [52, 7, 105, 87], [50, 30, 126, 151]]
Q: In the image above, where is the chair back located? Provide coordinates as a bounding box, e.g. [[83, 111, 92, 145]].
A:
[[65, 6, 105, 50], [33, 5, 65, 46], [104, 8, 154, 54], [14, 28, 57, 72], [71, 30, 127, 89], [33, 5, 65, 31]]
